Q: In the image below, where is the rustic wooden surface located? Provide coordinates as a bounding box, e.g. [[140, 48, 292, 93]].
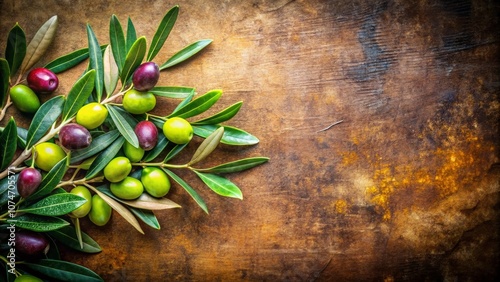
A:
[[1, 0, 499, 281]]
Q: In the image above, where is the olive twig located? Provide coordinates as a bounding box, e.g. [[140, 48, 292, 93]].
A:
[[0, 95, 12, 122], [101, 85, 133, 105]]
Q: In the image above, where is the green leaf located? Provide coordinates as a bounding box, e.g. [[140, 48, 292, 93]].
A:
[[109, 15, 126, 73], [44, 45, 107, 74], [189, 126, 224, 165], [19, 15, 58, 76], [62, 69, 95, 121], [8, 214, 69, 232], [150, 86, 194, 99], [163, 168, 208, 214], [85, 136, 124, 179], [25, 95, 65, 149], [28, 156, 68, 201], [0, 58, 10, 108], [160, 39, 212, 70], [163, 142, 187, 163], [147, 5, 179, 61], [46, 234, 61, 260], [193, 124, 259, 145], [48, 225, 102, 253], [16, 125, 28, 149], [195, 157, 269, 174], [168, 89, 222, 119], [194, 171, 243, 199], [130, 208, 161, 230], [103, 45, 119, 97], [86, 24, 104, 102], [126, 17, 137, 52], [0, 118, 17, 171], [143, 133, 168, 162], [24, 259, 103, 282], [120, 36, 146, 84], [98, 185, 181, 210], [106, 105, 139, 148], [192, 101, 243, 125], [18, 193, 86, 216], [4, 23, 26, 76], [70, 129, 120, 164], [0, 172, 18, 206]]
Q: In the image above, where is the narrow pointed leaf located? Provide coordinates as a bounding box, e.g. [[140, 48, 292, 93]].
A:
[[150, 86, 194, 99], [5, 23, 26, 76], [8, 214, 69, 232], [0, 58, 10, 108], [97, 185, 181, 210], [163, 168, 208, 214], [25, 95, 65, 149], [103, 45, 119, 97], [171, 90, 195, 115], [24, 259, 103, 282], [48, 225, 102, 253], [16, 126, 28, 149], [168, 89, 222, 119], [0, 118, 17, 171], [85, 136, 124, 179], [144, 133, 168, 162], [18, 193, 86, 216], [192, 101, 243, 125], [19, 15, 58, 76], [147, 5, 179, 61], [45, 47, 90, 73], [126, 17, 137, 52], [195, 157, 269, 174], [160, 39, 212, 70], [28, 156, 68, 201], [130, 208, 161, 229], [163, 142, 187, 163], [121, 36, 146, 84], [189, 126, 224, 165], [193, 124, 259, 145], [70, 129, 120, 163], [86, 24, 104, 102], [194, 171, 243, 199], [62, 69, 95, 121], [109, 15, 126, 73], [106, 105, 139, 148]]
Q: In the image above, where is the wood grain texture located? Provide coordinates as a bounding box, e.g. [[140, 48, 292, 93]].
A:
[[1, 0, 499, 280]]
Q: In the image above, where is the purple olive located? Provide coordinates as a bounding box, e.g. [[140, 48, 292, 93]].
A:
[[59, 123, 92, 150], [17, 168, 42, 198], [135, 120, 158, 151], [15, 230, 50, 257], [132, 62, 160, 91], [27, 67, 59, 94]]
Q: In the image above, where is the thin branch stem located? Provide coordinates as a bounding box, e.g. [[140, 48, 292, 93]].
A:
[[0, 95, 12, 122]]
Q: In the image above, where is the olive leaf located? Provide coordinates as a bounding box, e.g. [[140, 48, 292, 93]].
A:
[[192, 101, 243, 125], [85, 136, 124, 179], [4, 23, 26, 76], [44, 46, 104, 74], [168, 89, 222, 119], [163, 142, 187, 163], [0, 117, 17, 171], [18, 193, 86, 216], [23, 259, 103, 282], [70, 129, 120, 164], [19, 15, 58, 76], [147, 5, 179, 61], [86, 24, 104, 102], [126, 17, 137, 52], [103, 45, 119, 97], [194, 157, 269, 174], [0, 173, 19, 206], [129, 208, 161, 230], [16, 125, 28, 149], [163, 168, 208, 214], [160, 39, 212, 70], [143, 133, 169, 162], [150, 86, 195, 99], [0, 58, 10, 108], [7, 214, 69, 232], [25, 95, 65, 149], [46, 235, 61, 260], [62, 69, 96, 121], [106, 105, 139, 148], [194, 171, 243, 199], [27, 156, 68, 202], [193, 124, 259, 146], [109, 14, 126, 73], [189, 126, 224, 165], [48, 225, 102, 253], [97, 185, 181, 210], [172, 90, 195, 114], [120, 36, 146, 84]]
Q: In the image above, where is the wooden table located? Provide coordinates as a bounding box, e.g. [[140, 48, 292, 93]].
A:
[[1, 0, 499, 280]]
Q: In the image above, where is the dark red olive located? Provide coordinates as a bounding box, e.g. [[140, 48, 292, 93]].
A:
[[27, 67, 59, 94], [15, 230, 50, 257], [132, 62, 160, 91], [134, 120, 158, 151], [17, 168, 42, 198], [59, 123, 92, 150]]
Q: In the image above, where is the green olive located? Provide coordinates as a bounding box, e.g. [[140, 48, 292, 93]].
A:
[[162, 117, 193, 144], [123, 141, 144, 162], [13, 274, 43, 282], [103, 157, 131, 183], [76, 102, 108, 129], [10, 84, 41, 113], [110, 176, 144, 200], [34, 142, 66, 172], [141, 167, 170, 198], [88, 194, 112, 226], [70, 186, 92, 218], [122, 89, 156, 114]]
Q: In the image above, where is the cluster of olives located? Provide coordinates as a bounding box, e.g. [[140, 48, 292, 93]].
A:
[[9, 68, 59, 114]]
